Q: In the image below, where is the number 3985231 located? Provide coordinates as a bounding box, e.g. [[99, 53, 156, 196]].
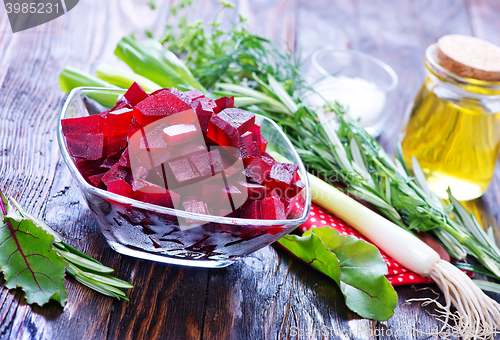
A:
[[5, 2, 60, 14]]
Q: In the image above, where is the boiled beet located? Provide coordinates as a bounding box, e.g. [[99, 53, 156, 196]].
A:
[[207, 108, 255, 148], [88, 172, 106, 187], [61, 115, 102, 135], [133, 90, 192, 125], [124, 82, 149, 106], [248, 125, 268, 154], [236, 180, 268, 200], [214, 96, 234, 113], [195, 98, 217, 133], [189, 151, 211, 177], [243, 156, 275, 185], [163, 124, 198, 145], [107, 179, 134, 198], [168, 157, 200, 184], [106, 134, 127, 157], [240, 200, 260, 219], [66, 133, 105, 160], [101, 108, 133, 137], [266, 162, 299, 191], [132, 179, 180, 208], [260, 196, 285, 220], [101, 163, 129, 185]]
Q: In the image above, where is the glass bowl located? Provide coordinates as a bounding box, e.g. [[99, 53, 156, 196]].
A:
[[57, 87, 311, 268], [303, 48, 399, 137]]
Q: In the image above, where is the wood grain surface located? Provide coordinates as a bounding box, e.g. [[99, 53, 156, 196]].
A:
[[1, 0, 500, 339]]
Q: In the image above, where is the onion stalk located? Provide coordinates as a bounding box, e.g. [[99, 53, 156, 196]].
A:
[[309, 173, 500, 339]]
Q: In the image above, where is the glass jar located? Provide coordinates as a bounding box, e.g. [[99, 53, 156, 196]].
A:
[[400, 43, 500, 200]]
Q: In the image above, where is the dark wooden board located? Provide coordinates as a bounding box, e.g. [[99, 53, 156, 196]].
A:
[[1, 1, 500, 339]]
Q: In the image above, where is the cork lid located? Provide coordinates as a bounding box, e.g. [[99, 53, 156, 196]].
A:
[[437, 35, 500, 82]]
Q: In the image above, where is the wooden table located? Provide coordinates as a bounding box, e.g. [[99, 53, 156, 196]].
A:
[[1, 0, 500, 339]]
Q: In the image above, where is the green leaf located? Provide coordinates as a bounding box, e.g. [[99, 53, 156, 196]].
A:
[[96, 64, 161, 92], [472, 280, 500, 295], [278, 227, 397, 321], [0, 218, 67, 306]]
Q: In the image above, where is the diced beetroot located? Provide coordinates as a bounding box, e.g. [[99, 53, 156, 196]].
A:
[[236, 180, 268, 200], [202, 183, 224, 203], [207, 108, 255, 148], [178, 89, 205, 106], [195, 98, 217, 132], [214, 96, 234, 114], [66, 133, 105, 160], [223, 184, 244, 208], [260, 196, 286, 220], [133, 90, 191, 125], [88, 172, 106, 187], [189, 151, 211, 177], [101, 163, 128, 185], [182, 199, 208, 215], [285, 179, 305, 200], [163, 124, 198, 145], [266, 162, 299, 191], [107, 179, 133, 198], [132, 179, 180, 208], [173, 143, 207, 158], [118, 147, 131, 168], [238, 131, 261, 166], [110, 96, 131, 111], [248, 125, 268, 154], [124, 82, 149, 106], [101, 108, 134, 137], [168, 157, 200, 184], [106, 134, 127, 157], [75, 159, 104, 178], [209, 149, 225, 175], [61, 115, 102, 135], [100, 156, 120, 170], [128, 116, 142, 138], [240, 200, 260, 219], [243, 156, 275, 184]]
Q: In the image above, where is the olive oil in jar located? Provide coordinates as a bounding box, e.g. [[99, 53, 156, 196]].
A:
[[401, 35, 500, 200], [401, 78, 500, 200]]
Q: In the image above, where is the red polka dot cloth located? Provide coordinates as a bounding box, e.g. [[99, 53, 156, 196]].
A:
[[300, 204, 433, 286]]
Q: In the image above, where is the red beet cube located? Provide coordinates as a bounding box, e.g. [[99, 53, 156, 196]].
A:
[[267, 162, 299, 191], [236, 180, 268, 200], [88, 172, 106, 187], [238, 131, 261, 165], [240, 200, 260, 219], [101, 163, 128, 185], [214, 96, 235, 113], [178, 89, 205, 106], [75, 159, 104, 179], [260, 196, 285, 220], [195, 98, 217, 133], [101, 108, 134, 137], [249, 125, 268, 153], [138, 124, 172, 150], [118, 147, 131, 168], [209, 149, 225, 174], [132, 179, 180, 208], [168, 157, 200, 184], [61, 115, 102, 135], [163, 124, 198, 145], [106, 134, 127, 157], [100, 156, 119, 170], [133, 90, 191, 125], [107, 179, 133, 198], [285, 179, 305, 200], [66, 133, 105, 160], [207, 108, 255, 148], [182, 199, 208, 215], [243, 156, 275, 184], [189, 151, 211, 177], [124, 82, 149, 106]]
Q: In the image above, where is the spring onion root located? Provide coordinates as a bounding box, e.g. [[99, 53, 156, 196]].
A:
[[309, 174, 500, 339]]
